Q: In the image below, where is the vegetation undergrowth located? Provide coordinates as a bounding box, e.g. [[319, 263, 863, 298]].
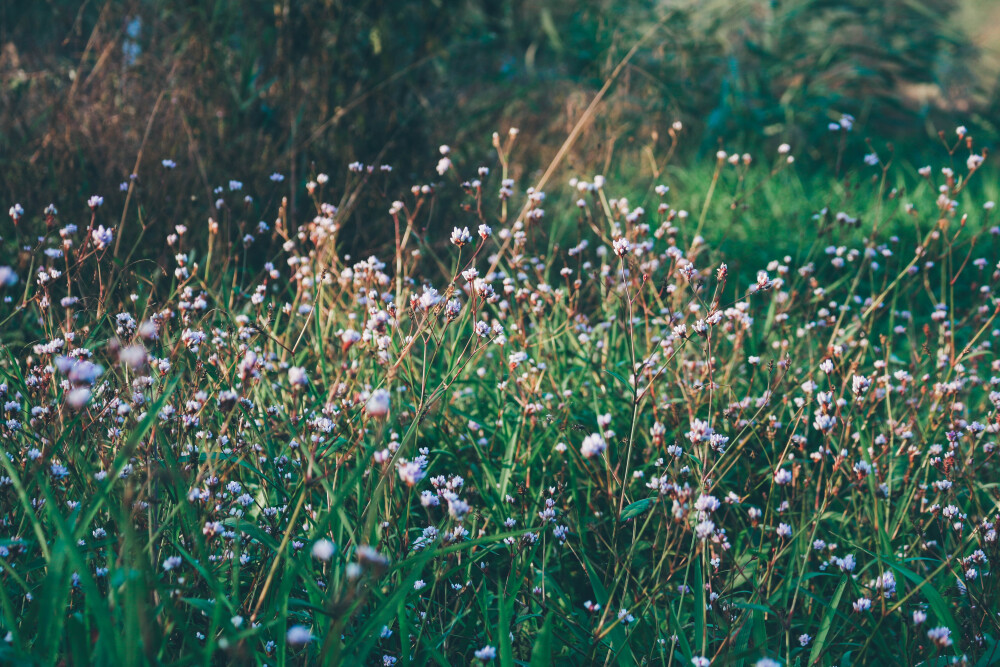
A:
[[1, 122, 999, 665]]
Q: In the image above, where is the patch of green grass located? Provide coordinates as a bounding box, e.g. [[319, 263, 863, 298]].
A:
[[0, 130, 999, 665]]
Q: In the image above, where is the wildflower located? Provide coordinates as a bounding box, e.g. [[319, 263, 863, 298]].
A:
[[288, 366, 309, 387], [447, 495, 471, 520], [311, 539, 335, 561], [397, 459, 426, 486], [813, 414, 837, 433], [694, 495, 720, 514], [87, 195, 104, 209], [833, 554, 855, 572], [366, 389, 391, 417], [357, 545, 391, 571], [752, 270, 772, 292], [119, 345, 146, 369], [181, 329, 207, 353], [91, 225, 114, 250], [695, 520, 715, 540], [853, 597, 871, 613], [341, 328, 361, 349], [474, 646, 496, 661], [612, 237, 630, 257], [67, 387, 92, 409], [0, 267, 15, 287], [927, 626, 952, 648], [286, 626, 313, 645], [581, 433, 607, 459], [450, 227, 473, 247], [872, 571, 896, 598]]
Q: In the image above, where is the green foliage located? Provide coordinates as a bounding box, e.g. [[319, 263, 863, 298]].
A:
[[0, 1, 999, 664], [0, 0, 993, 254], [0, 124, 998, 664]]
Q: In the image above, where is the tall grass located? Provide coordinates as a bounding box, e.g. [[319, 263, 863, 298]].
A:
[[1, 122, 999, 664], [2, 0, 994, 247]]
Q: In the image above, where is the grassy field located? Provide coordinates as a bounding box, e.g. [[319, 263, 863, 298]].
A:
[[1, 123, 1000, 665]]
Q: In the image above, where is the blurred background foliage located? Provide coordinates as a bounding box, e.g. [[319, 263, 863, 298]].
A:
[[1, 0, 998, 251]]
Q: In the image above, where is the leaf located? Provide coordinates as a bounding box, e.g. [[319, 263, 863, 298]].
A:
[[732, 602, 773, 614], [499, 585, 515, 667], [602, 369, 636, 398], [581, 553, 637, 667], [883, 559, 959, 647], [343, 550, 432, 662], [810, 575, 848, 665], [620, 498, 655, 522], [180, 597, 217, 615], [530, 614, 553, 666], [973, 635, 1000, 666], [732, 615, 754, 667], [751, 608, 766, 657], [693, 558, 706, 656]]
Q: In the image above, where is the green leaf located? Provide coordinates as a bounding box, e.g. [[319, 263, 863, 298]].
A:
[[602, 369, 636, 398], [530, 614, 553, 667], [620, 497, 655, 522], [810, 575, 848, 665], [581, 553, 637, 667], [883, 559, 959, 648], [693, 558, 706, 656]]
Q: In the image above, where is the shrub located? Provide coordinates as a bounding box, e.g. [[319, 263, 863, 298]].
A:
[[1, 0, 990, 255]]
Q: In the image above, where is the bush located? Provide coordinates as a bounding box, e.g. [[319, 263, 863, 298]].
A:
[[0, 0, 991, 253]]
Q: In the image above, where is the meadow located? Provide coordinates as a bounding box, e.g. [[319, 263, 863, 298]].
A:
[[1, 115, 999, 666]]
